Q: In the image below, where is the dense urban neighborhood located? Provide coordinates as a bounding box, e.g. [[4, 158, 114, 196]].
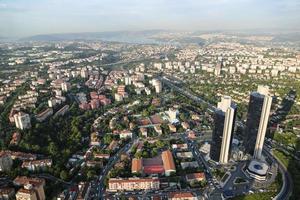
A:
[[0, 31, 300, 200]]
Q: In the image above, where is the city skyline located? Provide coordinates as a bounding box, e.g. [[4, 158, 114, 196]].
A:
[[0, 0, 300, 37]]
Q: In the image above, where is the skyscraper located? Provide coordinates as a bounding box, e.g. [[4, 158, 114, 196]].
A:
[[244, 86, 272, 159], [210, 96, 236, 164]]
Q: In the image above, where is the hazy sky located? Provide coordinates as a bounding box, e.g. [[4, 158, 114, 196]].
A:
[[0, 0, 299, 37]]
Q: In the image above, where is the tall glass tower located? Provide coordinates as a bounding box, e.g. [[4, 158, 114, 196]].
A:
[[244, 86, 272, 159], [210, 96, 236, 164]]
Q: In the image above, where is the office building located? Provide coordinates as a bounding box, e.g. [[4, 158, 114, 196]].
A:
[[244, 86, 272, 159], [210, 96, 236, 164]]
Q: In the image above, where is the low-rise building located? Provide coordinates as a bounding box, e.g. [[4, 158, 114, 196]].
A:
[[94, 153, 110, 159], [0, 187, 15, 200], [108, 178, 160, 191], [14, 176, 45, 200], [120, 130, 133, 139], [181, 122, 190, 130], [35, 108, 53, 122], [54, 105, 69, 117], [0, 152, 13, 172], [140, 127, 148, 137], [161, 150, 176, 176], [21, 159, 52, 171], [168, 192, 198, 200], [172, 144, 188, 151], [185, 173, 206, 184], [168, 124, 177, 133], [16, 188, 38, 200]]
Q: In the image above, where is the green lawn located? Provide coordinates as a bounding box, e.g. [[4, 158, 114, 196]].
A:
[[273, 150, 290, 168]]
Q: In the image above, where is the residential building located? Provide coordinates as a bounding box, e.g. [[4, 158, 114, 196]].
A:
[[61, 82, 71, 92], [108, 178, 160, 191], [16, 188, 37, 200], [120, 130, 133, 139], [0, 152, 13, 172], [115, 93, 123, 102], [21, 159, 52, 171], [54, 105, 69, 117], [35, 108, 53, 122], [168, 192, 198, 200], [14, 112, 31, 130], [185, 173, 206, 184], [0, 188, 15, 200], [152, 79, 162, 93], [14, 176, 45, 200]]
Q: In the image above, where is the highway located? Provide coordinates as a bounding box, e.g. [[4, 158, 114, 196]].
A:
[[158, 76, 217, 112]]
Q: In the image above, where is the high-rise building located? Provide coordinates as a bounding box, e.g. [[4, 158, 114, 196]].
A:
[[14, 112, 31, 130], [124, 76, 132, 85], [244, 86, 272, 159], [80, 68, 89, 79], [210, 96, 236, 164], [61, 82, 71, 92], [214, 63, 222, 76], [152, 79, 162, 93]]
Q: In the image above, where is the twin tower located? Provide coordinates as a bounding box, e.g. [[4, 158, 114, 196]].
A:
[[210, 85, 272, 164]]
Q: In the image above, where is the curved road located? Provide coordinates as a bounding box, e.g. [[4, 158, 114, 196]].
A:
[[263, 147, 293, 200]]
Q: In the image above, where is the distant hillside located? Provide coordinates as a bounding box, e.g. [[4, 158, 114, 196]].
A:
[[21, 30, 169, 44], [272, 32, 300, 42]]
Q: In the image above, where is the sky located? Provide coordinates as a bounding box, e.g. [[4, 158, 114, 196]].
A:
[[0, 0, 300, 37]]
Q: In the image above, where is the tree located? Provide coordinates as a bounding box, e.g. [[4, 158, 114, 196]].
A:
[[60, 170, 68, 180], [48, 142, 59, 156], [87, 170, 96, 180]]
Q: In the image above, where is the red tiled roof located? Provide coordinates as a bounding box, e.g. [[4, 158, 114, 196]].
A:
[[131, 158, 142, 173], [168, 192, 195, 198], [161, 150, 176, 171]]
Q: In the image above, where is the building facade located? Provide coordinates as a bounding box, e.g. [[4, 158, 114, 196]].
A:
[[210, 96, 236, 164], [14, 112, 31, 130], [108, 178, 160, 191], [244, 86, 272, 159]]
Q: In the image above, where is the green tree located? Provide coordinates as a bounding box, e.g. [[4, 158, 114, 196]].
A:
[[60, 170, 68, 180]]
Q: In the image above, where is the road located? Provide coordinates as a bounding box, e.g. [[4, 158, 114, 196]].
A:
[[98, 57, 154, 67], [158, 76, 217, 112], [95, 141, 134, 200], [180, 133, 224, 199], [263, 147, 293, 200]]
